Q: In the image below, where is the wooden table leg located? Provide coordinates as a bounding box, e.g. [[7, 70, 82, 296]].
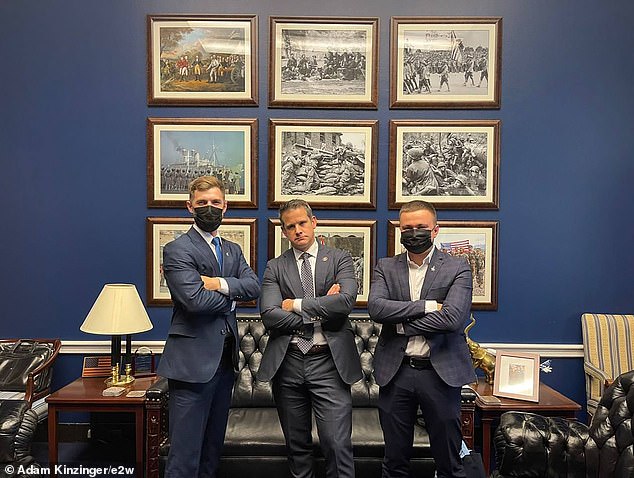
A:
[[48, 404, 58, 476], [481, 416, 494, 475], [135, 408, 144, 478]]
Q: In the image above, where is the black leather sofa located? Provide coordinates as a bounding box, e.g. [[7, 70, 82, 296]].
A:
[[145, 319, 477, 478], [491, 370, 634, 478]]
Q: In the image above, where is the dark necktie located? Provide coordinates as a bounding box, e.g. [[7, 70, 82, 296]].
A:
[[296, 252, 315, 354], [212, 236, 223, 271]]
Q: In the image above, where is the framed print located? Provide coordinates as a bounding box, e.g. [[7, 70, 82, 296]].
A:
[[493, 352, 540, 402], [269, 16, 379, 108], [268, 219, 376, 307], [388, 220, 498, 310], [147, 118, 257, 208], [147, 14, 258, 106], [390, 17, 502, 109], [146, 217, 257, 306], [389, 120, 500, 210], [269, 119, 377, 209]]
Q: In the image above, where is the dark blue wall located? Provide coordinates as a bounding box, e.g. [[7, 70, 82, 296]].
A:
[[1, 0, 633, 417]]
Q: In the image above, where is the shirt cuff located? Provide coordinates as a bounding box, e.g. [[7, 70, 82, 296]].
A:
[[293, 298, 302, 314], [396, 323, 404, 334], [425, 300, 439, 313], [217, 278, 229, 296]]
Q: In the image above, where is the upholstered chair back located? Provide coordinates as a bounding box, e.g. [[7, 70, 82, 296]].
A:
[[581, 313, 634, 419]]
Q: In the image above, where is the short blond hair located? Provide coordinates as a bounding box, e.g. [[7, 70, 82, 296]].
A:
[[188, 176, 225, 200]]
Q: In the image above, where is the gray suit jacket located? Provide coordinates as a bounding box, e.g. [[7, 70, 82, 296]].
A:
[[367, 249, 476, 388], [157, 228, 260, 383], [257, 244, 363, 384]]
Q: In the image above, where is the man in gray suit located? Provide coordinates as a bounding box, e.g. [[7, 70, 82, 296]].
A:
[[258, 199, 362, 478], [158, 175, 260, 478], [368, 200, 475, 478]]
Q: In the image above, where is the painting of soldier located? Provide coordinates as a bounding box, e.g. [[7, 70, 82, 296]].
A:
[[270, 120, 377, 209], [391, 18, 501, 108], [270, 17, 378, 107], [148, 15, 257, 105], [389, 120, 500, 210]]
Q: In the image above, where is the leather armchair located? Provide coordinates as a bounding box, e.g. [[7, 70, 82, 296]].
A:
[[0, 339, 61, 475], [492, 370, 634, 478]]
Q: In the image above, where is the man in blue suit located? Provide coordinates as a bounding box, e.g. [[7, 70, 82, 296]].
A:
[[158, 175, 260, 478], [368, 200, 475, 478], [258, 199, 362, 478]]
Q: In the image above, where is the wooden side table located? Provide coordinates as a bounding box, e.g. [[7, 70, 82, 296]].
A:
[[47, 376, 159, 478], [470, 378, 581, 475]]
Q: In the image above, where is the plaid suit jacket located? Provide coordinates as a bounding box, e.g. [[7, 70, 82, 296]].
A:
[[367, 249, 476, 388]]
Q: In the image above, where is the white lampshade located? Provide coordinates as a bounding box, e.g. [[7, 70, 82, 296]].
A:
[[80, 284, 153, 335]]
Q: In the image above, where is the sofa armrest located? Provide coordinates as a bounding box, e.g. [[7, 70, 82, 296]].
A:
[[146, 376, 169, 403], [0, 400, 38, 464]]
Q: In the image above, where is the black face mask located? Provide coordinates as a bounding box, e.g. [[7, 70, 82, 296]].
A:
[[400, 228, 434, 254], [193, 205, 223, 233]]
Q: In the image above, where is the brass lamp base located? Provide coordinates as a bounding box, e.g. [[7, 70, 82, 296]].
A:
[[104, 363, 135, 387], [105, 374, 136, 387]]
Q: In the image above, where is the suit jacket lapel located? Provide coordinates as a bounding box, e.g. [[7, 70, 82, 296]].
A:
[[187, 228, 221, 275], [419, 249, 444, 299], [282, 249, 304, 298], [314, 245, 330, 296], [397, 253, 411, 301]]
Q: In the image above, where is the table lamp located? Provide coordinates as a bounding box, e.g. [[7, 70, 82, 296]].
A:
[[80, 284, 153, 386]]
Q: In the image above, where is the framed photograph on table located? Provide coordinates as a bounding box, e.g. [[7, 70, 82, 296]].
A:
[[390, 16, 502, 109], [388, 119, 500, 210], [388, 220, 498, 310], [147, 14, 258, 106], [268, 219, 376, 307], [269, 119, 377, 209], [146, 217, 257, 306], [493, 352, 540, 402], [147, 118, 257, 208], [269, 16, 379, 108]]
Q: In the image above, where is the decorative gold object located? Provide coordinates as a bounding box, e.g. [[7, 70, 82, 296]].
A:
[[465, 314, 496, 384], [105, 363, 135, 387]]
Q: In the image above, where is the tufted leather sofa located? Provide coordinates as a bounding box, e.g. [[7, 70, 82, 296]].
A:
[[491, 370, 634, 478], [145, 319, 477, 478]]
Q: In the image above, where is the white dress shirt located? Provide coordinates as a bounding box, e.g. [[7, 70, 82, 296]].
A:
[[192, 224, 234, 310], [290, 240, 327, 346], [397, 246, 439, 357]]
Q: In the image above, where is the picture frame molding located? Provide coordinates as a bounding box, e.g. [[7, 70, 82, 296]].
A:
[[388, 119, 500, 210], [269, 16, 379, 109], [147, 117, 258, 209], [268, 118, 377, 209], [493, 351, 541, 402], [147, 14, 258, 106], [387, 219, 498, 310], [146, 216, 257, 306], [267, 218, 376, 307], [390, 16, 502, 109]]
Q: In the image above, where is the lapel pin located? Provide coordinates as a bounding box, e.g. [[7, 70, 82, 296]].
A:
[[431, 266, 436, 272], [322, 257, 328, 261]]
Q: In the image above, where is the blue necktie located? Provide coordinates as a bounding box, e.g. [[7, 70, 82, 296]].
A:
[[212, 236, 223, 271]]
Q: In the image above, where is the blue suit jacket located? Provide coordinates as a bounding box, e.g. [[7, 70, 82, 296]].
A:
[[157, 228, 260, 383], [367, 249, 476, 388]]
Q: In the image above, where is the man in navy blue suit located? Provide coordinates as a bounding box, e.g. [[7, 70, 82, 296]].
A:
[[157, 175, 260, 478], [368, 200, 475, 478]]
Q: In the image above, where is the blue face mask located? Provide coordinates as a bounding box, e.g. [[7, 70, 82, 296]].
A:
[[400, 228, 433, 254], [193, 205, 223, 233]]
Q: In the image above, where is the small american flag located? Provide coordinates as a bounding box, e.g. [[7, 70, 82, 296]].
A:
[[82, 356, 112, 377]]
